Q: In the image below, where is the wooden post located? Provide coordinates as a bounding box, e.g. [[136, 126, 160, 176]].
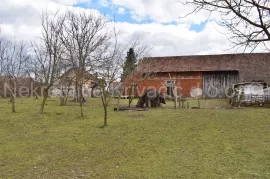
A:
[[178, 96, 181, 109]]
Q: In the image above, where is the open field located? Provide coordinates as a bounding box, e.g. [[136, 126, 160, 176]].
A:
[[1, 98, 270, 178]]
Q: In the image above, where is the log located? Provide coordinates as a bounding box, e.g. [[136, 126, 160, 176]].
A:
[[114, 107, 148, 111]]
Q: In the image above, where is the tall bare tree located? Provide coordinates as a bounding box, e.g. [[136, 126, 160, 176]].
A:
[[1, 39, 29, 112], [60, 10, 111, 117], [0, 28, 4, 76], [58, 63, 74, 106], [95, 29, 124, 127], [32, 10, 65, 114], [181, 0, 270, 50]]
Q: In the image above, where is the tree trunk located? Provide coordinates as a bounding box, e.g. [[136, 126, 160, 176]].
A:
[[128, 83, 135, 107], [128, 98, 133, 107], [103, 104, 108, 127], [174, 96, 177, 109], [79, 85, 84, 117], [60, 97, 65, 106], [117, 95, 121, 111], [182, 96, 185, 109], [40, 89, 48, 114], [64, 97, 68, 105], [178, 96, 181, 109], [9, 81, 16, 113], [73, 81, 79, 102], [64, 89, 70, 105], [60, 89, 65, 106], [11, 95, 15, 113]]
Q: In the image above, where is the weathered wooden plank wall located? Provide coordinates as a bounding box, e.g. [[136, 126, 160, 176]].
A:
[[203, 71, 239, 98]]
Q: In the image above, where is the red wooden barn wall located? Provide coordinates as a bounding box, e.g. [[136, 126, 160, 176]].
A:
[[123, 72, 203, 97]]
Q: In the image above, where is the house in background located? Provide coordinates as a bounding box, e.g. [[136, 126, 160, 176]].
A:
[[51, 68, 97, 98], [124, 53, 270, 98], [52, 68, 124, 98], [0, 76, 39, 98]]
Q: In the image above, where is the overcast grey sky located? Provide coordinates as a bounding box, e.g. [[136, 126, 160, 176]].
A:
[[0, 0, 267, 56]]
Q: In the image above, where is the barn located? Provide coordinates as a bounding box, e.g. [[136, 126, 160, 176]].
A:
[[123, 53, 270, 98]]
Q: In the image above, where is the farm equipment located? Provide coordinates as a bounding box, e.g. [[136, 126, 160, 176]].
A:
[[229, 81, 270, 106]]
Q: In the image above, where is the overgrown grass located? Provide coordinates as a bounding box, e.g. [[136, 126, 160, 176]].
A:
[[0, 97, 270, 178]]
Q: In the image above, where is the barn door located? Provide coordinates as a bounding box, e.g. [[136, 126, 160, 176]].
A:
[[166, 80, 175, 97], [203, 71, 239, 98]]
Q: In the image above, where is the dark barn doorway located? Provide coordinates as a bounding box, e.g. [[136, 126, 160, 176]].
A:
[[203, 71, 239, 98], [166, 80, 175, 97]]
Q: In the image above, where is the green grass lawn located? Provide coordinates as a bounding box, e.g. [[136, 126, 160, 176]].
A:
[[0, 98, 270, 178]]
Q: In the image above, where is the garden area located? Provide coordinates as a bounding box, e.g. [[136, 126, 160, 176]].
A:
[[1, 98, 270, 178]]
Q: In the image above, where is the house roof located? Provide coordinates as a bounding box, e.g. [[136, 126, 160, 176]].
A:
[[138, 53, 270, 73], [61, 67, 96, 80], [0, 76, 35, 86]]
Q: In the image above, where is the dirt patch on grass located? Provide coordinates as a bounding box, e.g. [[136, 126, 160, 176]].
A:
[[128, 114, 145, 119]]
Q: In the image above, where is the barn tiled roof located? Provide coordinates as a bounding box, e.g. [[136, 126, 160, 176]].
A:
[[138, 53, 270, 73]]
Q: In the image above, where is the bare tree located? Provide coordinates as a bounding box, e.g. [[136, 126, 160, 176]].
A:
[[181, 0, 270, 50], [95, 30, 124, 127], [0, 29, 4, 76], [58, 64, 74, 106], [32, 10, 65, 114], [0, 26, 6, 77], [125, 71, 155, 107], [1, 39, 29, 112], [60, 10, 111, 117]]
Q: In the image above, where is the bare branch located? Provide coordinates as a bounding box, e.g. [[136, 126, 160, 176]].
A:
[[31, 9, 65, 114], [181, 0, 270, 50]]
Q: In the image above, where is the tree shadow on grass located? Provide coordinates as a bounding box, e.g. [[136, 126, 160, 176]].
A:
[[97, 125, 109, 129]]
